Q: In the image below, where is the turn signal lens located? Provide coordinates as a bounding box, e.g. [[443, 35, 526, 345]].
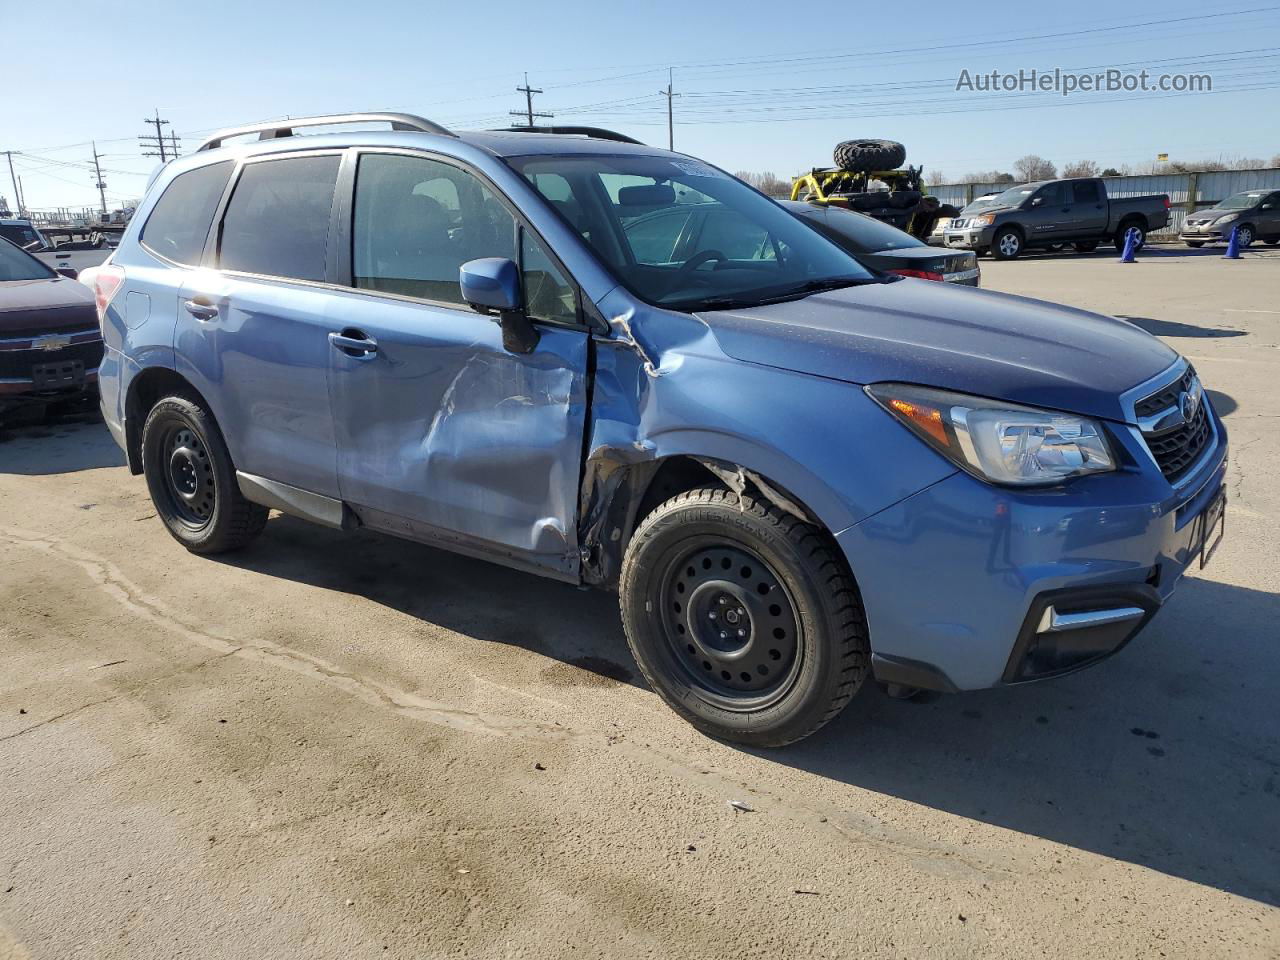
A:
[[887, 396, 950, 446]]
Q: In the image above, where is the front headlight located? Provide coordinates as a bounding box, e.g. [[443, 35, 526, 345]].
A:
[[866, 384, 1116, 486], [971, 214, 995, 226], [1215, 213, 1239, 224]]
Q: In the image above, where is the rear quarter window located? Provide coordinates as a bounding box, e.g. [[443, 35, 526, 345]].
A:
[[141, 161, 234, 265]]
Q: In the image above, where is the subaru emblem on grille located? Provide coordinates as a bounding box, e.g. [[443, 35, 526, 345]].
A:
[[33, 334, 72, 352], [1179, 388, 1200, 423]]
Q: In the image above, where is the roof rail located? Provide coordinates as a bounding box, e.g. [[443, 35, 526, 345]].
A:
[[490, 126, 644, 145], [195, 113, 454, 152]]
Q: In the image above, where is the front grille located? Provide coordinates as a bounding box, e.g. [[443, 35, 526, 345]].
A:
[[1135, 366, 1212, 483], [0, 340, 104, 379], [1134, 366, 1195, 419], [1145, 403, 1211, 483]]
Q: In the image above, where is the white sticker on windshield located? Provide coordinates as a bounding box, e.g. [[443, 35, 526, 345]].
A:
[[670, 160, 724, 179]]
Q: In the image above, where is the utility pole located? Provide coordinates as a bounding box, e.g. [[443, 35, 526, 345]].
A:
[[511, 73, 553, 127], [659, 68, 680, 151], [90, 141, 108, 216], [168, 130, 181, 159], [138, 109, 173, 162], [3, 151, 21, 215]]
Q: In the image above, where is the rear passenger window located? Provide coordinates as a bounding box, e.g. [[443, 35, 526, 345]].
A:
[[219, 155, 340, 282], [1072, 180, 1100, 204], [352, 153, 516, 304], [141, 161, 233, 265]]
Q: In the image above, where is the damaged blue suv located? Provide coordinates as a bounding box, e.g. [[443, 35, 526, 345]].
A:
[[93, 114, 1228, 746]]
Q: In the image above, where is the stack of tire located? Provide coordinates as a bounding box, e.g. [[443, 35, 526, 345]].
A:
[[832, 139, 957, 239]]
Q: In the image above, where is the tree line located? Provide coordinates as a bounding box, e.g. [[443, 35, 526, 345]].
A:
[[926, 153, 1280, 186]]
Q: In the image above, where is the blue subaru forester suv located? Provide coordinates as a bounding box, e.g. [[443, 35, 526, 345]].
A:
[[90, 113, 1228, 746]]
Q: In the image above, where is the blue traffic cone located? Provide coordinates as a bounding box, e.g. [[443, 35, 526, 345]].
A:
[[1224, 225, 1242, 259], [1119, 227, 1138, 263]]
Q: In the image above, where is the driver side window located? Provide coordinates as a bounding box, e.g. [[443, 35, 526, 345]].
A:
[[353, 153, 516, 304]]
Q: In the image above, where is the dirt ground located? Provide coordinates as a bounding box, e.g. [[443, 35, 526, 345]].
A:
[[2, 244, 1278, 959]]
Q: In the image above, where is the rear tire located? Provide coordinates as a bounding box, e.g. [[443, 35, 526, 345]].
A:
[[142, 394, 267, 554], [1265, 238, 1278, 246], [992, 227, 1023, 260], [619, 488, 870, 747], [1114, 221, 1146, 250]]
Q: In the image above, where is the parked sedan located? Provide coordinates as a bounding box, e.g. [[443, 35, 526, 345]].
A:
[[0, 237, 102, 417], [1181, 190, 1280, 248], [783, 200, 980, 285]]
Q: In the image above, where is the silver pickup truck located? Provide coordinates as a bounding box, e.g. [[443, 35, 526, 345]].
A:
[[943, 177, 1170, 260]]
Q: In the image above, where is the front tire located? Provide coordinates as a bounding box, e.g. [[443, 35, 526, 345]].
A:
[[142, 394, 267, 554], [619, 488, 870, 747], [1184, 241, 1204, 248], [992, 227, 1023, 260]]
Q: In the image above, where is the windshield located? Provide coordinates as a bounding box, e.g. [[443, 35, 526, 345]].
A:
[[787, 202, 922, 252], [962, 193, 1011, 213], [972, 183, 1044, 209], [1219, 192, 1264, 210], [507, 154, 875, 311], [0, 238, 55, 281]]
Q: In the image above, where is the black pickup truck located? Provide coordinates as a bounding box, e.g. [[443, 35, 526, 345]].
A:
[[942, 177, 1171, 260]]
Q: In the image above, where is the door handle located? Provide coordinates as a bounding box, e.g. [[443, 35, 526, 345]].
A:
[[329, 330, 379, 357], [183, 298, 218, 321]]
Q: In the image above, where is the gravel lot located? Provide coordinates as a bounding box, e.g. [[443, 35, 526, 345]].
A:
[[2, 245, 1278, 959]]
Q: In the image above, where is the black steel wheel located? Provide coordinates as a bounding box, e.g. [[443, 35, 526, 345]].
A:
[[142, 393, 267, 553], [620, 486, 871, 747], [659, 540, 802, 709], [159, 424, 216, 527]]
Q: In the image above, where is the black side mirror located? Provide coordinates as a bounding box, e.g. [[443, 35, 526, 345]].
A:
[[459, 257, 540, 355], [55, 267, 79, 280]]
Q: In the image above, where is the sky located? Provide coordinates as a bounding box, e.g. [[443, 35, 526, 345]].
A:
[[3, 0, 1278, 213]]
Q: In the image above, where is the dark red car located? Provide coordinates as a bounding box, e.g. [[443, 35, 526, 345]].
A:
[[0, 237, 103, 417]]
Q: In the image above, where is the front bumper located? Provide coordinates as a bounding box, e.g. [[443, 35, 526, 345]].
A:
[[1180, 226, 1228, 242], [943, 225, 995, 249], [837, 412, 1229, 691]]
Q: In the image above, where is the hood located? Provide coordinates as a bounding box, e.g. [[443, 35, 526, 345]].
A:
[[0, 277, 94, 313], [1188, 205, 1243, 220], [0, 277, 97, 334], [960, 205, 1015, 217], [698, 279, 1177, 423]]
